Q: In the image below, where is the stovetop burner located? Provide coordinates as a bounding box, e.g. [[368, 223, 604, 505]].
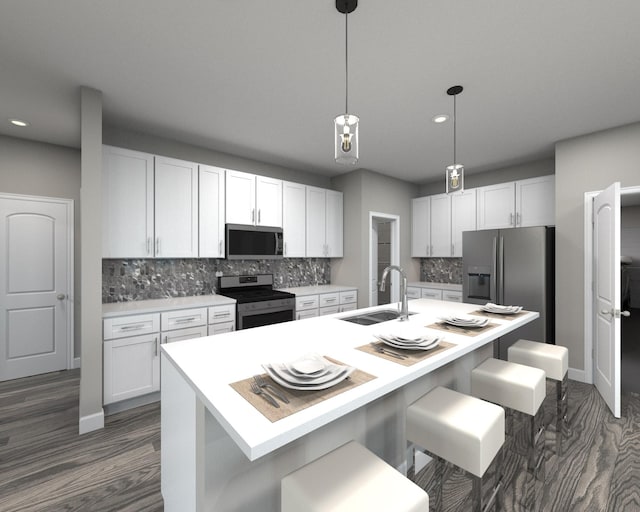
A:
[[217, 274, 295, 304]]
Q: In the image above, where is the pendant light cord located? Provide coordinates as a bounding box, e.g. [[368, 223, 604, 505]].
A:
[[345, 6, 349, 114], [453, 94, 457, 166]]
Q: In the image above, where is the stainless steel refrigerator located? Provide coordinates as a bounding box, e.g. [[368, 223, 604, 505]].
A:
[[462, 226, 555, 359]]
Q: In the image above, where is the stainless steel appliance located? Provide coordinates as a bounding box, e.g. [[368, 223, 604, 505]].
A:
[[463, 226, 555, 359], [226, 224, 283, 260], [217, 274, 295, 330]]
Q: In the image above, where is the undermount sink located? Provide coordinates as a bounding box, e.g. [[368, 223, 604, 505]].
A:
[[340, 309, 416, 325]]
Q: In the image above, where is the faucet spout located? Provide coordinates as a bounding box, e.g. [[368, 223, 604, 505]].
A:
[[379, 265, 409, 321]]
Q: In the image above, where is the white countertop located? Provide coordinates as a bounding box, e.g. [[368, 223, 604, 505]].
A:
[[408, 282, 462, 291], [161, 299, 538, 461], [280, 284, 357, 296], [102, 294, 236, 317]]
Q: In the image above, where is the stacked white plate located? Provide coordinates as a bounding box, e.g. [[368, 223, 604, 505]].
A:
[[481, 303, 523, 315], [438, 314, 489, 328], [373, 333, 441, 351], [262, 353, 355, 390]]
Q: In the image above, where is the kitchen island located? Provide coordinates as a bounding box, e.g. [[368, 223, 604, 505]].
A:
[[160, 298, 539, 512]]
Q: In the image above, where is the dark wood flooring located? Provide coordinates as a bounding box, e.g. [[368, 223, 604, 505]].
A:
[[1, 369, 639, 511]]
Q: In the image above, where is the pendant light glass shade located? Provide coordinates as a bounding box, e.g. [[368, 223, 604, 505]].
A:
[[335, 114, 359, 165], [445, 85, 464, 193]]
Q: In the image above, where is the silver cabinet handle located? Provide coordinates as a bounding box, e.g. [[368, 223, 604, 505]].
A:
[[251, 208, 255, 224], [219, 239, 223, 256], [155, 237, 160, 255], [258, 209, 261, 224], [154, 337, 158, 357], [120, 324, 145, 331], [147, 237, 151, 255], [509, 213, 514, 226], [516, 212, 521, 226], [56, 293, 66, 300], [174, 317, 197, 324], [324, 297, 337, 303], [213, 311, 230, 318], [284, 242, 287, 256]]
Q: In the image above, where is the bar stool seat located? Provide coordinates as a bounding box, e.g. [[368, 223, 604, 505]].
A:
[[281, 441, 429, 512], [407, 386, 505, 512], [508, 339, 570, 455]]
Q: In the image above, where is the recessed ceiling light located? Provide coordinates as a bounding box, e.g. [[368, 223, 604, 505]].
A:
[[9, 118, 30, 127], [433, 115, 449, 124]]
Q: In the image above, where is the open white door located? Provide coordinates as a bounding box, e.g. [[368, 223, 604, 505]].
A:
[[593, 182, 621, 417]]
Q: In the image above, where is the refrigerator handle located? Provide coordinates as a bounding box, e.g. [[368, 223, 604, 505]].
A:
[[491, 237, 497, 303], [498, 235, 505, 304]]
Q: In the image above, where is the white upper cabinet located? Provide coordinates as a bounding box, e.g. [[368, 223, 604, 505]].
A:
[[325, 190, 343, 257], [282, 181, 306, 257], [199, 165, 226, 258], [102, 146, 154, 258], [476, 182, 516, 230], [411, 196, 430, 257], [515, 175, 555, 227], [306, 187, 343, 258], [451, 189, 477, 256], [225, 170, 282, 227], [429, 193, 452, 257], [154, 156, 199, 258]]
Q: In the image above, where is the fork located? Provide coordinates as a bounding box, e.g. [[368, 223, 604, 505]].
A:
[[254, 374, 290, 404], [250, 381, 280, 408], [370, 343, 407, 360]]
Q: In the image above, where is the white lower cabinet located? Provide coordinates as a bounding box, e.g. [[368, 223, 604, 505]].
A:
[[407, 287, 421, 299], [421, 288, 443, 300], [208, 303, 236, 335], [407, 285, 462, 304], [294, 289, 358, 318], [443, 290, 462, 303], [162, 325, 208, 344], [319, 305, 339, 316], [297, 308, 319, 320]]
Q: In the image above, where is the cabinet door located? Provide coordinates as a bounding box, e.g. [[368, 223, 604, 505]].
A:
[[161, 325, 207, 344], [421, 288, 443, 300], [103, 333, 160, 404], [306, 187, 327, 257], [154, 156, 199, 257], [102, 145, 154, 258], [516, 175, 555, 227], [476, 182, 516, 230], [199, 165, 226, 258], [297, 308, 319, 320], [325, 190, 343, 257], [429, 193, 452, 257], [282, 181, 306, 257], [226, 170, 256, 224], [411, 197, 430, 257], [256, 176, 283, 227], [208, 322, 235, 335], [451, 189, 477, 257]]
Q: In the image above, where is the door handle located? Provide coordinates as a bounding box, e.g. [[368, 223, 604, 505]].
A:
[[621, 310, 631, 317], [601, 309, 631, 318], [57, 293, 66, 300], [601, 309, 613, 317]]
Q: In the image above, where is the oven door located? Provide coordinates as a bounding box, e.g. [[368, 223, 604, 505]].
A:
[[237, 302, 294, 330]]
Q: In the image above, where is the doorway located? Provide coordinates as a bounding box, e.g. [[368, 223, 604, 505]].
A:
[[621, 199, 640, 394], [369, 212, 400, 307], [0, 193, 74, 381]]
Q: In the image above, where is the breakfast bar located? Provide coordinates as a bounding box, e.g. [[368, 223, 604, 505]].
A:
[[160, 298, 539, 512]]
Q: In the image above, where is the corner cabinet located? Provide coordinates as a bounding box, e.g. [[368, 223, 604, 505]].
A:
[[225, 170, 283, 227], [306, 187, 343, 257], [199, 165, 226, 258], [282, 181, 306, 257]]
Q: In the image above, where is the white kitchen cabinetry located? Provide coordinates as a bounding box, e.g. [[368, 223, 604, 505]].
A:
[[306, 187, 343, 257], [407, 287, 421, 299], [199, 165, 226, 258], [208, 303, 236, 335], [225, 170, 282, 227], [319, 292, 340, 316], [429, 194, 452, 257], [411, 197, 430, 257], [451, 189, 477, 257], [293, 288, 357, 318], [102, 146, 154, 258], [160, 307, 208, 344], [339, 290, 358, 312], [282, 181, 306, 257], [420, 288, 443, 300], [476, 182, 516, 230], [407, 284, 462, 304], [443, 290, 463, 303]]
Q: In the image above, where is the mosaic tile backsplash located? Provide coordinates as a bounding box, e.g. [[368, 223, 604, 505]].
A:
[[102, 258, 331, 303], [420, 258, 463, 284]]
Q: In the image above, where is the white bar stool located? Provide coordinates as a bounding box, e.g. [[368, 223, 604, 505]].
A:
[[508, 338, 570, 455], [281, 441, 429, 512], [406, 386, 505, 512], [471, 358, 546, 481]]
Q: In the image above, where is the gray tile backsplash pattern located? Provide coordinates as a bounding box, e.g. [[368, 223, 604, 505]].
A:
[[102, 258, 331, 303], [420, 258, 463, 284]]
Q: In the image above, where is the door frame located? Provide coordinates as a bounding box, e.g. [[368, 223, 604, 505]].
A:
[[0, 192, 75, 372], [369, 212, 400, 306], [583, 185, 640, 384]]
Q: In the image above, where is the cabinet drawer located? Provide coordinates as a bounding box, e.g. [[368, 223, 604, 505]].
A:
[[161, 307, 207, 331], [208, 304, 236, 324], [339, 290, 357, 304], [339, 303, 357, 313], [406, 287, 421, 299], [296, 308, 319, 320], [443, 290, 463, 303], [208, 321, 235, 336], [296, 295, 319, 311], [319, 293, 339, 308], [161, 325, 208, 344], [319, 305, 340, 316], [420, 288, 443, 300], [103, 313, 160, 340]]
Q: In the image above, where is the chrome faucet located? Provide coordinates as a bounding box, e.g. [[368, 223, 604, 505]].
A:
[[379, 265, 409, 321]]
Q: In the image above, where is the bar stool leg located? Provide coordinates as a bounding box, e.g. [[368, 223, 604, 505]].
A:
[[434, 455, 445, 512], [556, 374, 571, 456], [406, 442, 416, 481], [529, 408, 546, 480]]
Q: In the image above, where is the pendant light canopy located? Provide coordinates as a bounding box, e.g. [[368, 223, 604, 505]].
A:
[[445, 85, 464, 193], [334, 0, 359, 165]]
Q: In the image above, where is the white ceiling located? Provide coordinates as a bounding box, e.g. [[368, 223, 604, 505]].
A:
[[2, 1, 640, 184]]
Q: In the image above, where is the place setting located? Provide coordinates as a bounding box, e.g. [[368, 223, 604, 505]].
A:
[[427, 313, 498, 336], [229, 353, 376, 422], [468, 302, 528, 321]]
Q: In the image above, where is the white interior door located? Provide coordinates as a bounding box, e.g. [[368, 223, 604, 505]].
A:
[[0, 194, 72, 381], [593, 182, 621, 417]]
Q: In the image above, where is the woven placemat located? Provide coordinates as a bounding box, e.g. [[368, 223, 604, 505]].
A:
[[426, 321, 499, 337], [229, 357, 376, 423], [468, 309, 530, 321], [355, 340, 456, 366]]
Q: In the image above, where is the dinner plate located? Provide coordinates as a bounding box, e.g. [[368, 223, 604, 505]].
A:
[[290, 358, 326, 375], [481, 303, 522, 315], [378, 337, 441, 351], [269, 363, 345, 385], [263, 364, 355, 390], [439, 315, 489, 328]]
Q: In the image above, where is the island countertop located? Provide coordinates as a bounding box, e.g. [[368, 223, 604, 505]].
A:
[[161, 298, 538, 462]]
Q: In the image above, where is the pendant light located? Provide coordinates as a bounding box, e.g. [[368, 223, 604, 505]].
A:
[[334, 0, 359, 165], [445, 85, 464, 193]]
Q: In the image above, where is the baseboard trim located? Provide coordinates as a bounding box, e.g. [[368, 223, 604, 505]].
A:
[[568, 367, 587, 383], [79, 410, 104, 434], [73, 357, 81, 369]]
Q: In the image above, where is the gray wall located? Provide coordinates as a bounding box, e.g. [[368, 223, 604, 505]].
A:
[[555, 122, 640, 372], [0, 134, 82, 357], [331, 169, 420, 308], [419, 158, 555, 197]]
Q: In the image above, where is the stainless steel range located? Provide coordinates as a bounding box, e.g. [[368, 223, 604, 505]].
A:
[[217, 274, 295, 330]]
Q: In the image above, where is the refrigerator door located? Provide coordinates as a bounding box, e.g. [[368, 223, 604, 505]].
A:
[[463, 230, 499, 305]]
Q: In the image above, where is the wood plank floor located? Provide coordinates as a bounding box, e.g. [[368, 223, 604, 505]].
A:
[[1, 370, 639, 511]]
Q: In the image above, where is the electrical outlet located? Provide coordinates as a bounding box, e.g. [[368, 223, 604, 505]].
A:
[[215, 271, 223, 277]]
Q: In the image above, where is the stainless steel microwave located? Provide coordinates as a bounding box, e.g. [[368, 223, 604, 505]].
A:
[[225, 224, 284, 260]]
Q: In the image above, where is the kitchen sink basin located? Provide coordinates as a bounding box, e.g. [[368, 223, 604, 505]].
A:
[[340, 309, 416, 325]]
